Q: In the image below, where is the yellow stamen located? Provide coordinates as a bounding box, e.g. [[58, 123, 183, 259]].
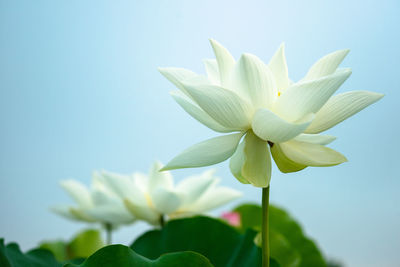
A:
[[278, 91, 281, 97], [144, 193, 153, 208]]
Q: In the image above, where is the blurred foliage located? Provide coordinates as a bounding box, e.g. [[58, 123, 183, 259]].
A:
[[131, 215, 279, 267], [234, 204, 327, 267], [0, 238, 60, 267], [1, 205, 341, 267], [39, 229, 103, 261], [64, 244, 214, 267]]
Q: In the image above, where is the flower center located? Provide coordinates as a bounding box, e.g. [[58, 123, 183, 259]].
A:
[[278, 91, 281, 97]]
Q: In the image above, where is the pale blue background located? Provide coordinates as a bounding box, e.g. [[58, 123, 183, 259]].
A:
[[0, 0, 398, 266]]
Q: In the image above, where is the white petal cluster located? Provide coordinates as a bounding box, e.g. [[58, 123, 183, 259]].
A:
[[160, 40, 383, 187], [51, 172, 135, 228], [100, 161, 242, 225], [53, 162, 242, 227]]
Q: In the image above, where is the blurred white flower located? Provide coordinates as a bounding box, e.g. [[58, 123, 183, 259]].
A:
[[159, 39, 383, 187], [98, 161, 242, 226], [52, 172, 135, 228]]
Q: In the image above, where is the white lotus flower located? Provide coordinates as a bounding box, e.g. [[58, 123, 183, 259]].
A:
[[159, 39, 383, 187], [52, 172, 135, 228], [98, 161, 242, 226]]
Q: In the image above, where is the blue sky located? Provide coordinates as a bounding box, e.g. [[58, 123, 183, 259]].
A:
[[0, 0, 399, 266]]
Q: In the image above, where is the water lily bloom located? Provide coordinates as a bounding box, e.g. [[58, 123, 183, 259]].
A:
[[98, 161, 242, 226], [159, 39, 383, 187], [52, 172, 135, 228]]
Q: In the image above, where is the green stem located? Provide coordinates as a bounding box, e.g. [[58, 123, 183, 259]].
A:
[[262, 186, 270, 267], [159, 214, 165, 228], [105, 223, 112, 245]]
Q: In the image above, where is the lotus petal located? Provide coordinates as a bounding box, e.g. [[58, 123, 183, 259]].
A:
[[303, 49, 349, 81], [209, 39, 235, 86], [279, 140, 347, 166], [183, 83, 253, 130], [305, 90, 384, 133], [252, 108, 313, 143], [268, 43, 290, 92], [162, 133, 244, 170], [170, 90, 232, 132], [273, 68, 352, 122]]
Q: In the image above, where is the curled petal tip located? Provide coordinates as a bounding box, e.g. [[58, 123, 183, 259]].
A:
[[157, 67, 167, 73], [159, 165, 172, 172], [209, 39, 225, 50], [342, 49, 350, 55], [338, 154, 348, 164], [342, 67, 352, 73], [368, 91, 385, 101], [240, 52, 256, 59], [332, 48, 350, 57], [337, 68, 352, 78]]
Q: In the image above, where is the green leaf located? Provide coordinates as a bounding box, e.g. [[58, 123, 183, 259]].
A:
[[0, 238, 61, 267], [234, 204, 327, 267], [39, 240, 66, 262], [131, 216, 279, 267], [64, 244, 213, 267], [67, 229, 103, 259], [40, 229, 104, 261]]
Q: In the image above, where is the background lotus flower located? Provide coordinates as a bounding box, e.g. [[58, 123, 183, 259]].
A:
[[98, 161, 242, 226], [221, 211, 241, 227], [159, 39, 383, 188], [52, 172, 135, 243]]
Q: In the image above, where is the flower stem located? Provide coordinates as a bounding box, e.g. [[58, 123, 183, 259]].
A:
[[105, 223, 112, 245], [262, 186, 270, 267], [159, 214, 165, 227]]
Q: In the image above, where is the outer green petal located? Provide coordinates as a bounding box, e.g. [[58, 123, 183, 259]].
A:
[[229, 140, 250, 184], [271, 144, 307, 173], [162, 133, 244, 171], [242, 131, 272, 187], [209, 39, 235, 86], [170, 90, 232, 133], [273, 68, 352, 122], [280, 140, 347, 167], [268, 43, 290, 92], [252, 108, 314, 143], [182, 83, 253, 130], [305, 90, 384, 133], [303, 49, 349, 81]]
